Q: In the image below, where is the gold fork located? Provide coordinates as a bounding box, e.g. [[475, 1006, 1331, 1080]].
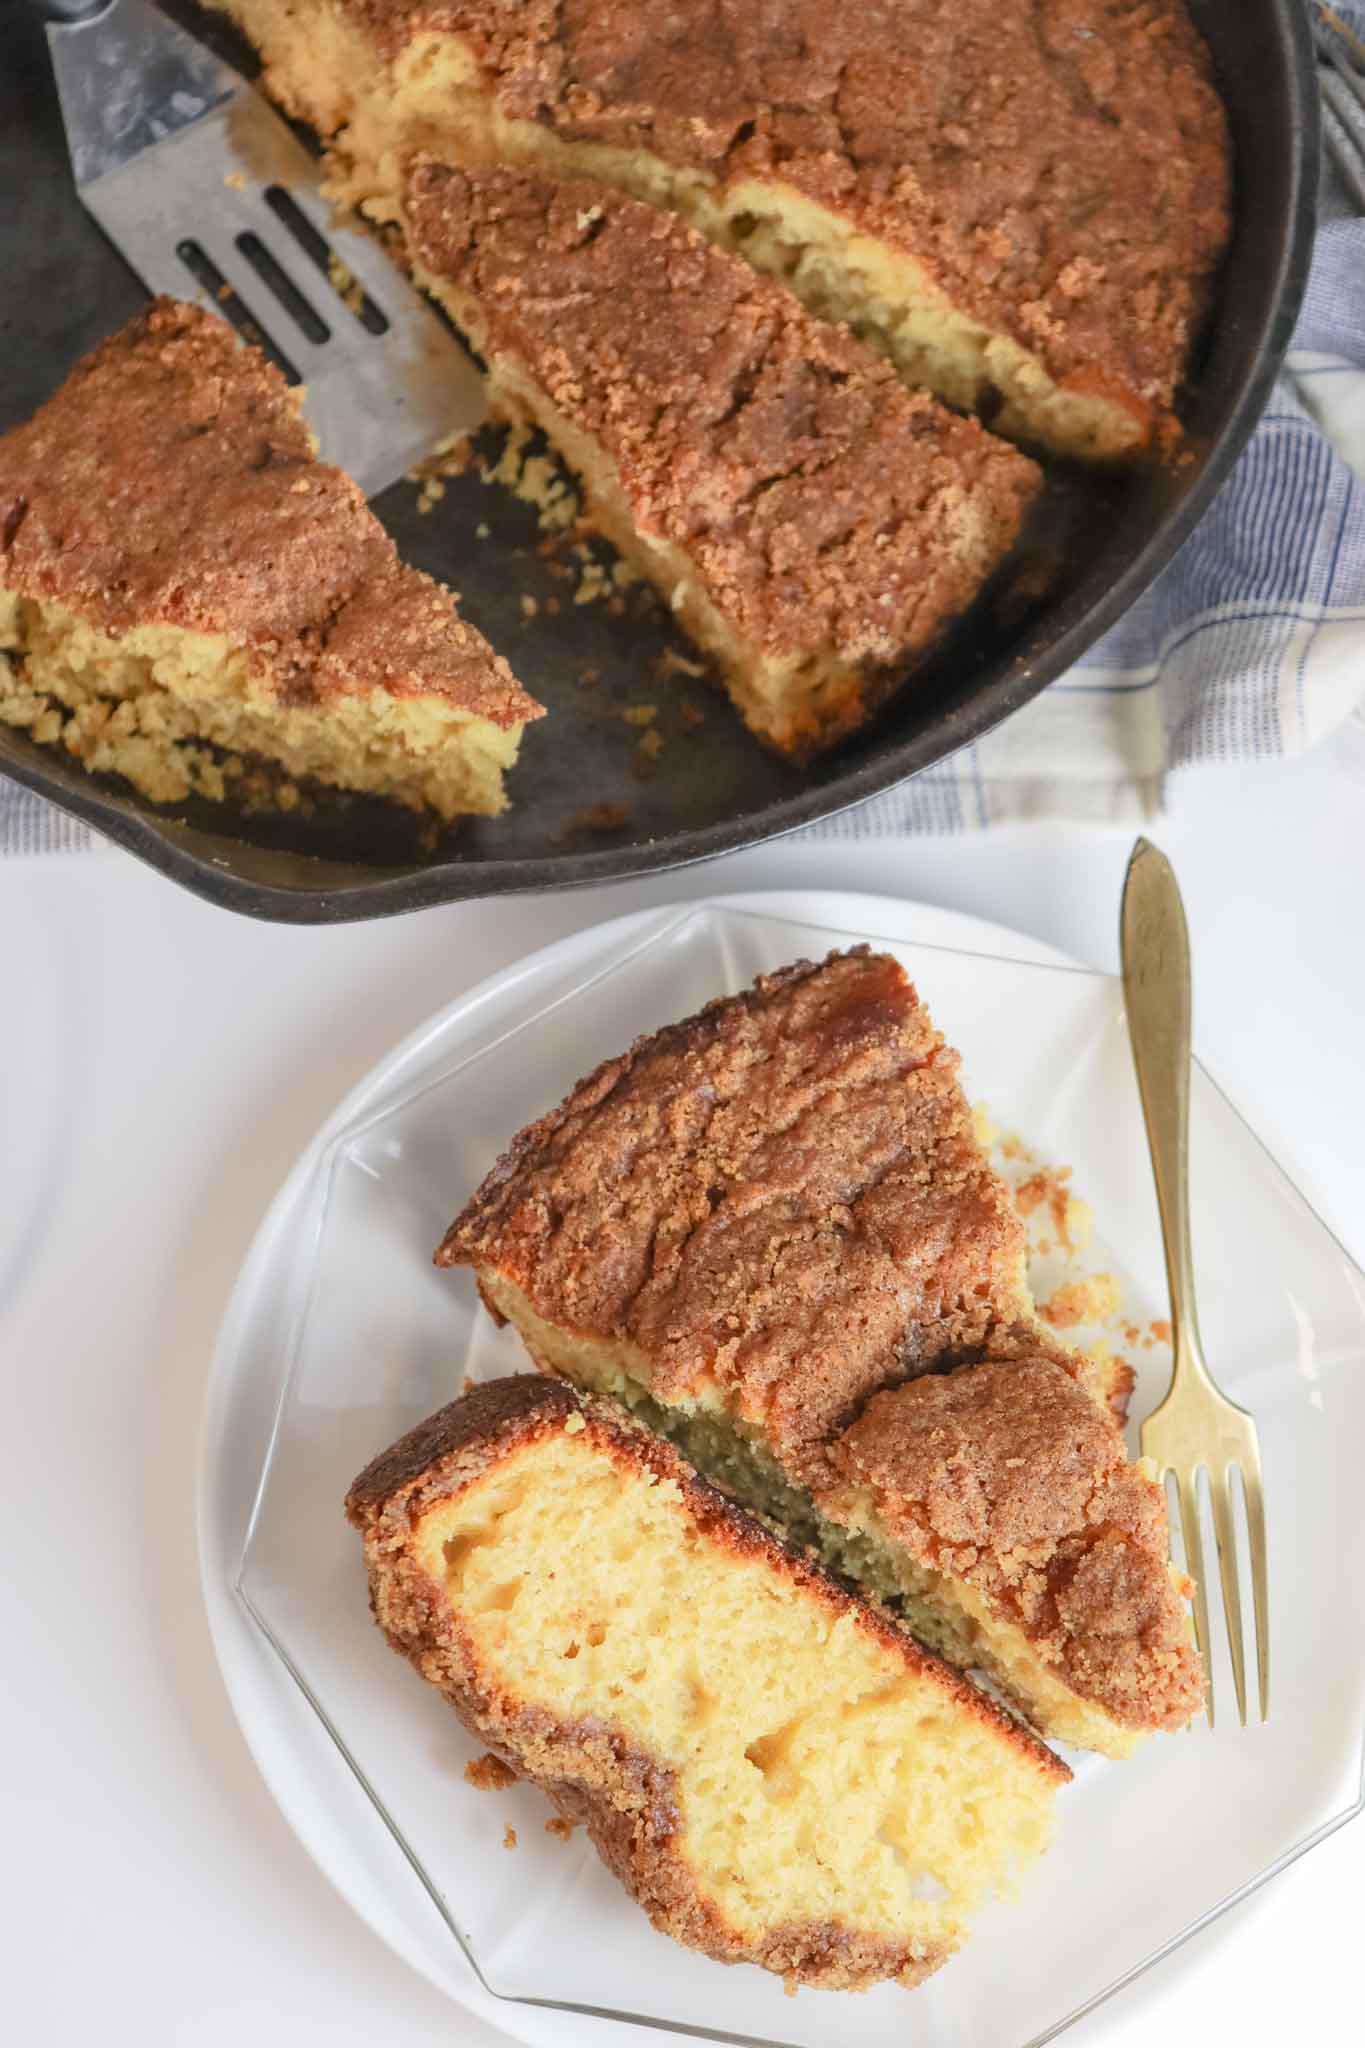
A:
[[1120, 838, 1269, 1728]]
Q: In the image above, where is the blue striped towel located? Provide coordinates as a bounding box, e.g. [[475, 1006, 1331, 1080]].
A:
[[5, 28, 1364, 853]]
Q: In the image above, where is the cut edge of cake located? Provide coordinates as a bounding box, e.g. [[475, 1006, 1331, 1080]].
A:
[[468, 1265, 1192, 1760], [0, 587, 533, 821], [347, 1373, 1067, 1990]]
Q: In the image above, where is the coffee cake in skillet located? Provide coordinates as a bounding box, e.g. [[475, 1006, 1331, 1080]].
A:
[[214, 0, 1231, 461], [0, 300, 541, 819], [399, 161, 1041, 758]]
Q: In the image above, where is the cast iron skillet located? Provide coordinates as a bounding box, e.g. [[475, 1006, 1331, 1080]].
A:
[[0, 1, 1318, 922]]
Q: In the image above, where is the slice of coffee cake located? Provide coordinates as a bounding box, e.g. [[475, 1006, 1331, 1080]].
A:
[[348, 1375, 1066, 1989], [402, 161, 1040, 758], [436, 948, 1203, 1756], [213, 0, 1231, 460], [0, 299, 541, 820]]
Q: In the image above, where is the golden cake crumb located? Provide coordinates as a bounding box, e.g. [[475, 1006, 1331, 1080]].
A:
[[477, 425, 582, 533], [1063, 1197, 1093, 1253], [1039, 1274, 1123, 1330], [971, 1102, 999, 1148], [1012, 1167, 1093, 1255], [326, 251, 367, 318], [572, 554, 612, 607], [465, 1752, 518, 1791], [657, 647, 708, 682]]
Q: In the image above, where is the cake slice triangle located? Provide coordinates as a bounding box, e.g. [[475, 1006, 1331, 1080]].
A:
[[0, 298, 541, 820], [398, 159, 1040, 759]]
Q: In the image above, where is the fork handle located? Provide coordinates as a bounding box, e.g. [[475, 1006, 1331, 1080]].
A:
[[1120, 838, 1209, 1377]]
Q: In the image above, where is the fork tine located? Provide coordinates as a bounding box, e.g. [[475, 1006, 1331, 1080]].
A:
[[1241, 1462, 1271, 1721], [1210, 1472, 1248, 1726], [1175, 1470, 1215, 1729]]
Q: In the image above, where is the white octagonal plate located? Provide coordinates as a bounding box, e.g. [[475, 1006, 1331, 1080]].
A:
[[199, 891, 1365, 2048]]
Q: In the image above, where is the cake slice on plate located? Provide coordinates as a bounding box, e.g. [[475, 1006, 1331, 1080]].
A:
[[437, 947, 1204, 1756], [347, 1374, 1066, 1990], [400, 160, 1041, 759], [0, 298, 541, 820], [213, 0, 1230, 460]]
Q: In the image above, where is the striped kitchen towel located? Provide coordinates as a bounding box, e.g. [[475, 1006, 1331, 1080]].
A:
[[5, 22, 1364, 852]]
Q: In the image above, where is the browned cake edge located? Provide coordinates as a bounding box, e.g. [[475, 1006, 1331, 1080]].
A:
[[832, 1358, 1205, 1737]]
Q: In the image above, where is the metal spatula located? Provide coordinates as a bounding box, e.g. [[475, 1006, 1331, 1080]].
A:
[[32, 0, 488, 496]]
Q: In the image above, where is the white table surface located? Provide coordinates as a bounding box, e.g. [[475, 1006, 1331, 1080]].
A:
[[4, 723, 1364, 2048]]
